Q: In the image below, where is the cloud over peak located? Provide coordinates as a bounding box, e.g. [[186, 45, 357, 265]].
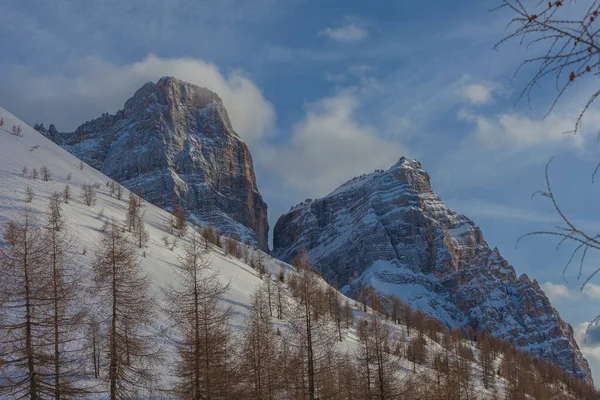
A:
[[1, 54, 275, 145]]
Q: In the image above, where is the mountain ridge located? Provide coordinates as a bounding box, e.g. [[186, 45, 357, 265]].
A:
[[274, 156, 593, 382]]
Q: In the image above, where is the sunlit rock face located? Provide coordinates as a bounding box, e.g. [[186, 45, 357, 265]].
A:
[[37, 77, 269, 251], [274, 157, 592, 382]]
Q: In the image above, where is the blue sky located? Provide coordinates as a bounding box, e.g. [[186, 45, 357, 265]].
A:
[[3, 0, 600, 383]]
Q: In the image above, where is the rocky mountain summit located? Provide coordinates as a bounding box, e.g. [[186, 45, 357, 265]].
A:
[[36, 77, 269, 251], [274, 157, 592, 382]]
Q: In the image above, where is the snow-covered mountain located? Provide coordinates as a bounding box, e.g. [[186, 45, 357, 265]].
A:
[[1, 107, 598, 398], [35, 77, 269, 251], [273, 157, 593, 382]]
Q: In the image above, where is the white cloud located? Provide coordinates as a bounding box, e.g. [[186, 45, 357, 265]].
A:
[[1, 54, 275, 145], [446, 198, 559, 224], [457, 108, 596, 150], [259, 90, 406, 195], [583, 283, 600, 300], [461, 83, 494, 105], [454, 76, 503, 106], [541, 282, 571, 302], [538, 281, 600, 304], [319, 20, 368, 43]]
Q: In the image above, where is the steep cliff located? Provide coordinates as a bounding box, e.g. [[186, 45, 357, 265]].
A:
[[274, 157, 592, 382], [37, 77, 269, 250]]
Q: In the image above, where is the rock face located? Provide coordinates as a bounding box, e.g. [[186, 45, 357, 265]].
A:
[[37, 77, 269, 251], [274, 157, 592, 382]]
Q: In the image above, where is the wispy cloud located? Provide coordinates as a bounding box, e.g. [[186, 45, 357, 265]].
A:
[[319, 18, 369, 43]]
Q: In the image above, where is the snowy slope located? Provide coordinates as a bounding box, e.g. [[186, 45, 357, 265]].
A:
[[2, 107, 585, 399], [0, 107, 264, 323]]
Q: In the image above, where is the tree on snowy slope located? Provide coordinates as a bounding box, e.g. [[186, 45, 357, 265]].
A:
[[173, 204, 187, 237], [43, 196, 88, 399], [286, 251, 338, 400], [356, 313, 405, 399], [240, 284, 281, 399], [0, 208, 52, 399], [0, 206, 88, 398], [91, 220, 159, 399], [163, 230, 235, 399], [126, 191, 140, 233]]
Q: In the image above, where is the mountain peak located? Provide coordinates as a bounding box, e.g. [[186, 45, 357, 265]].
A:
[[38, 78, 269, 251], [388, 156, 432, 193], [392, 155, 422, 169], [274, 156, 592, 382], [125, 77, 223, 113]]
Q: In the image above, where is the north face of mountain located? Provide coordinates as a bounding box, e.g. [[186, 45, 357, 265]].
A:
[[273, 156, 592, 382], [37, 77, 269, 250]]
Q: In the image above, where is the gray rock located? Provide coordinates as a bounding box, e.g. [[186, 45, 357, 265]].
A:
[[38, 77, 269, 251], [274, 156, 592, 382]]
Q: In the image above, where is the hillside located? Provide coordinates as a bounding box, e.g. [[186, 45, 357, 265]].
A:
[[0, 108, 597, 399]]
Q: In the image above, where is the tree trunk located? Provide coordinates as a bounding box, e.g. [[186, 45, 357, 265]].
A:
[[110, 234, 118, 400]]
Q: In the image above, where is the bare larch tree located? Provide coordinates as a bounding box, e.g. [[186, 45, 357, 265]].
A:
[[0, 207, 51, 399], [240, 284, 281, 399], [163, 230, 235, 399], [91, 220, 158, 399], [43, 196, 88, 399]]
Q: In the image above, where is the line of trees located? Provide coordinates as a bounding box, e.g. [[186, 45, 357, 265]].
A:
[[2, 177, 599, 399]]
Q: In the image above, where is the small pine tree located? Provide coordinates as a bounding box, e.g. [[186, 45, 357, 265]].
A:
[[135, 210, 150, 249], [46, 192, 64, 231], [63, 183, 71, 204], [25, 185, 35, 203], [225, 236, 242, 258], [11, 124, 23, 136], [22, 166, 28, 176], [40, 165, 51, 181], [215, 230, 222, 248], [78, 161, 84, 170], [202, 225, 215, 247], [80, 183, 97, 207], [136, 186, 144, 203], [126, 192, 140, 232], [173, 204, 187, 237], [31, 168, 39, 180]]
